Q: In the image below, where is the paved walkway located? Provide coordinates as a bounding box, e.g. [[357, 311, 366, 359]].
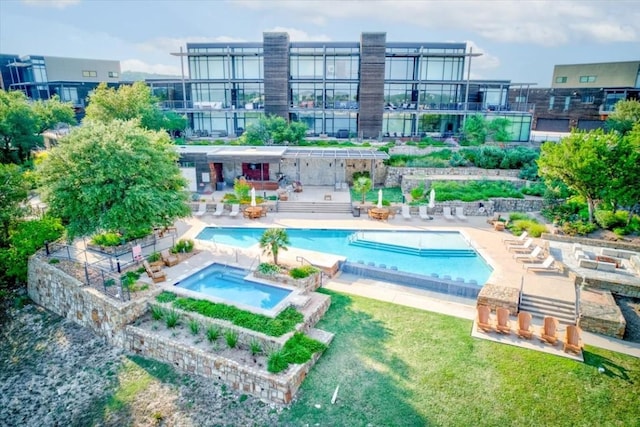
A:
[[172, 186, 639, 359]]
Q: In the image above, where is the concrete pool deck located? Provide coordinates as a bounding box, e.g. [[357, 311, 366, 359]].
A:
[[161, 190, 639, 359]]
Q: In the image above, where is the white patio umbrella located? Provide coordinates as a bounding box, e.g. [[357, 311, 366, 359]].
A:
[[250, 187, 256, 207], [428, 188, 436, 209], [377, 189, 383, 209]]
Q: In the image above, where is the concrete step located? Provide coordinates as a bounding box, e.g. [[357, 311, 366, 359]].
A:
[[520, 293, 576, 324], [277, 201, 353, 214]]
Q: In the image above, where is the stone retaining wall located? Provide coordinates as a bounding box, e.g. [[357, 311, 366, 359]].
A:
[[123, 325, 329, 404], [253, 271, 322, 293], [27, 256, 154, 347], [578, 290, 626, 339], [385, 166, 521, 187], [541, 233, 640, 252], [477, 283, 520, 316]]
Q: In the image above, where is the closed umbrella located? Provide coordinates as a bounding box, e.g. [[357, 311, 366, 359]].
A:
[[250, 187, 256, 207], [428, 188, 436, 209], [377, 189, 383, 209]]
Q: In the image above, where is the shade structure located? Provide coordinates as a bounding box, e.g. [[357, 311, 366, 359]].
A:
[[377, 189, 383, 209], [428, 188, 436, 209], [250, 187, 256, 207]]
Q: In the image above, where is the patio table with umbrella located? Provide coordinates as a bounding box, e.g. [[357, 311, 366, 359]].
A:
[[369, 188, 390, 220], [244, 187, 263, 219]]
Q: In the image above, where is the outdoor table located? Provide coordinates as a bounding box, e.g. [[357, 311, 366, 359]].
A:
[[244, 206, 263, 219], [369, 207, 390, 221]]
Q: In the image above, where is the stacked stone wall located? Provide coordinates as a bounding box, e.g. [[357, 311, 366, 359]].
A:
[[385, 167, 522, 188]]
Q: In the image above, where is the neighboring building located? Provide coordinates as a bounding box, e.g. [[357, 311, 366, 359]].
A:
[[167, 32, 532, 141], [509, 61, 640, 132], [0, 54, 121, 119]]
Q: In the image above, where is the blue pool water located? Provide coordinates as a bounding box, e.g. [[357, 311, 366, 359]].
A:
[[174, 264, 292, 310], [196, 228, 492, 285]]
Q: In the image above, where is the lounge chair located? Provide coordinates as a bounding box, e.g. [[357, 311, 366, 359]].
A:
[[503, 231, 528, 244], [496, 307, 511, 334], [229, 204, 240, 217], [476, 305, 493, 332], [143, 260, 166, 283], [160, 249, 179, 267], [540, 316, 559, 345], [507, 238, 534, 253], [443, 206, 455, 220], [194, 202, 207, 217], [563, 325, 583, 354], [513, 246, 543, 262], [213, 202, 225, 217], [523, 256, 559, 272], [418, 205, 431, 220], [401, 205, 412, 220], [455, 207, 467, 220], [516, 311, 533, 339]]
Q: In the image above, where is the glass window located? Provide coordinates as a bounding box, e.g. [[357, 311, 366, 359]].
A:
[[579, 75, 596, 83], [581, 95, 595, 103], [564, 96, 571, 111], [61, 87, 78, 103], [82, 70, 97, 77], [108, 71, 119, 78], [555, 76, 567, 83], [386, 58, 414, 80], [548, 96, 555, 110], [423, 58, 444, 80]]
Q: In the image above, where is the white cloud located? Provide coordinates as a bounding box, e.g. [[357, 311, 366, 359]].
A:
[[120, 59, 181, 76], [22, 0, 80, 8], [570, 22, 638, 43], [263, 27, 331, 42], [464, 41, 500, 78]]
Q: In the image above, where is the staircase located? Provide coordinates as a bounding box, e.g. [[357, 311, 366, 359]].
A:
[[519, 293, 577, 325], [276, 201, 353, 214]]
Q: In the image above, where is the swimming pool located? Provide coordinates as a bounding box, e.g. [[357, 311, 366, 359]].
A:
[[196, 228, 492, 285], [174, 263, 292, 310]]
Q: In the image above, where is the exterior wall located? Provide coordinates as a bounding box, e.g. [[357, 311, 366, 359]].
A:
[[124, 326, 326, 404], [358, 33, 386, 138], [552, 61, 640, 89], [44, 56, 121, 83], [263, 33, 290, 119], [27, 257, 153, 347]]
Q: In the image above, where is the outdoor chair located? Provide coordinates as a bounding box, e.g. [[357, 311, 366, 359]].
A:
[[443, 206, 455, 220], [540, 316, 559, 345], [476, 305, 493, 333], [514, 246, 544, 263], [418, 205, 431, 220], [455, 207, 467, 220], [229, 204, 240, 217], [563, 325, 583, 354], [160, 249, 179, 267], [143, 260, 166, 283], [523, 256, 560, 273], [401, 205, 412, 220], [194, 202, 207, 217], [213, 202, 225, 217], [507, 238, 534, 253], [516, 311, 534, 339], [496, 307, 511, 334], [503, 231, 528, 244]]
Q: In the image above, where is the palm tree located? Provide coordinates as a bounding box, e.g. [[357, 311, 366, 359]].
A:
[[353, 176, 372, 204], [259, 228, 290, 265]]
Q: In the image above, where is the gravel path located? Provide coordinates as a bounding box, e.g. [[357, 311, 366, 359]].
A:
[[0, 305, 283, 427]]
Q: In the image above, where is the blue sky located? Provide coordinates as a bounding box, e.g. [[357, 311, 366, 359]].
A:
[[1, 0, 638, 85]]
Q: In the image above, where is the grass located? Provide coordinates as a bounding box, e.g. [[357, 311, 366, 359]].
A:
[[279, 289, 640, 426], [351, 186, 404, 204]]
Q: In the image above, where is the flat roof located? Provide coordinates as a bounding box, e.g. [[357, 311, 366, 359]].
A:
[[176, 145, 389, 161]]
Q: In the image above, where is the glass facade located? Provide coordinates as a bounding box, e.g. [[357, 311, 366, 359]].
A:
[[180, 36, 531, 141]]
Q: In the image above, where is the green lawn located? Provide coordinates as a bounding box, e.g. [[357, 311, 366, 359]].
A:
[[279, 290, 640, 426]]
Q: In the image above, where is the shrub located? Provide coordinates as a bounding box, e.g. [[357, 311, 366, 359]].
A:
[[224, 330, 239, 348], [48, 258, 60, 264], [289, 265, 319, 279], [249, 339, 262, 356], [189, 319, 200, 335], [206, 325, 221, 342], [267, 350, 289, 373], [433, 180, 523, 202], [151, 305, 165, 320], [160, 292, 303, 336], [91, 232, 122, 247], [258, 262, 281, 275], [510, 220, 548, 238], [508, 212, 531, 222], [561, 220, 597, 236], [521, 182, 546, 197], [165, 310, 180, 328], [519, 162, 539, 181], [172, 239, 194, 254], [148, 252, 161, 263], [594, 210, 629, 230], [410, 183, 425, 201]]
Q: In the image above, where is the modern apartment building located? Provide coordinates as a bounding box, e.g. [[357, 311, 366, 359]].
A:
[[509, 60, 640, 132], [0, 54, 121, 118], [166, 32, 532, 141]]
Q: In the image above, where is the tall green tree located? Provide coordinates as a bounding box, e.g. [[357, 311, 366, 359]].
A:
[[604, 124, 640, 222], [259, 228, 290, 266], [38, 120, 191, 240], [84, 82, 166, 131], [31, 95, 76, 133], [0, 163, 29, 245], [606, 99, 640, 135], [0, 90, 39, 164], [487, 118, 511, 143], [537, 129, 618, 223], [242, 115, 307, 145], [462, 115, 487, 145]]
